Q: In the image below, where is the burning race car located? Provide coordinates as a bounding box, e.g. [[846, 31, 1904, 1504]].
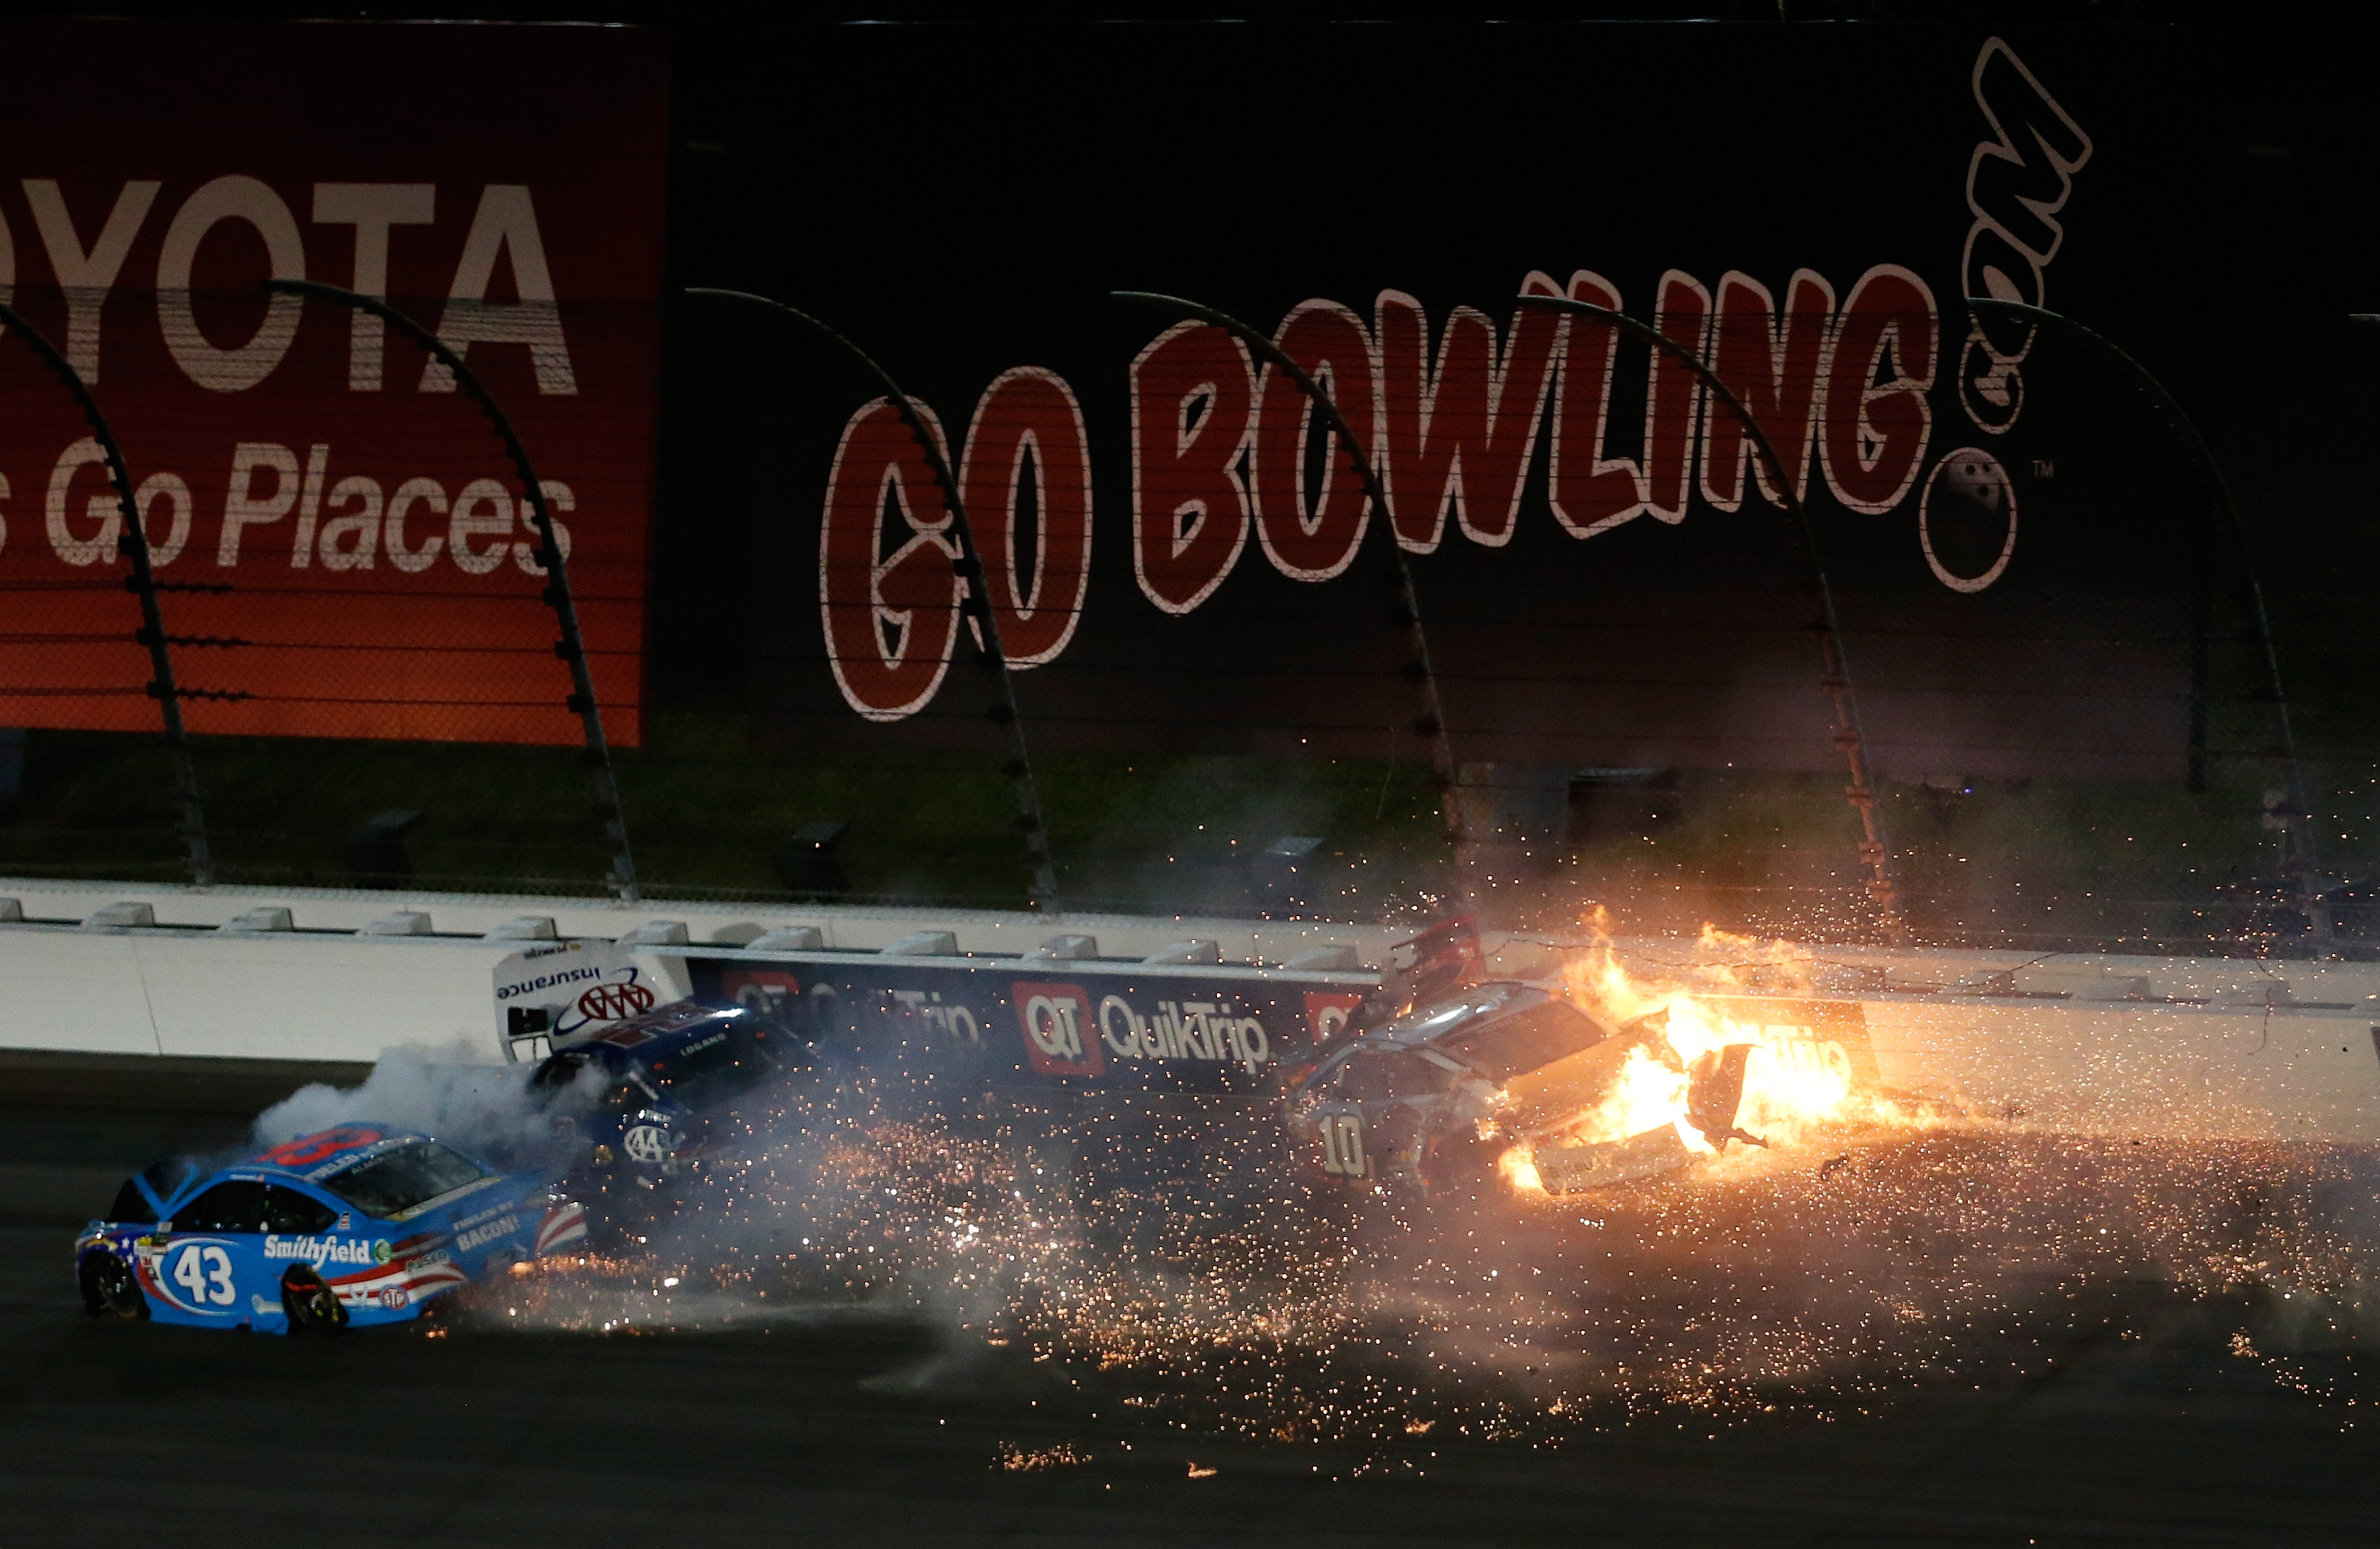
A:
[[1285, 980, 1768, 1197], [76, 1126, 587, 1333]]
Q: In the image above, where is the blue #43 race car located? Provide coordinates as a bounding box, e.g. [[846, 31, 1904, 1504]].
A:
[[74, 1126, 588, 1334]]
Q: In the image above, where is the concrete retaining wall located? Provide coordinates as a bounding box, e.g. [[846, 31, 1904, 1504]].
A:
[[1, 876, 2375, 1142]]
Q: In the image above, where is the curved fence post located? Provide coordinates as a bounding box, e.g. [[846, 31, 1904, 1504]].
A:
[[265, 278, 639, 904], [684, 287, 1062, 912], [1515, 293, 1907, 945], [1966, 296, 2320, 928], [1111, 291, 1467, 870], [0, 300, 213, 887]]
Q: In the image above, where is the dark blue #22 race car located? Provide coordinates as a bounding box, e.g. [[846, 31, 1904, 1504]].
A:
[[75, 1126, 587, 1334]]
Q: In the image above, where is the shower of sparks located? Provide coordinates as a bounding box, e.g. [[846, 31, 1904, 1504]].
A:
[[457, 929, 2380, 1451], [996, 1441, 1089, 1471]]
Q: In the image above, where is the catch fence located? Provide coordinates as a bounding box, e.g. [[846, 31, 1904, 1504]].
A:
[[0, 275, 2366, 958]]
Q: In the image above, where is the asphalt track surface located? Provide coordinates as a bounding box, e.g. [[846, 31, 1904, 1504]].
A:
[[3, 1049, 2377, 1548]]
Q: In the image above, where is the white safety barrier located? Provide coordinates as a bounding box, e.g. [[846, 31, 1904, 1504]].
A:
[[0, 875, 2373, 1141], [0, 876, 1391, 1066]]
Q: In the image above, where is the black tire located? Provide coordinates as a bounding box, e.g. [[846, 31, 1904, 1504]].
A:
[[80, 1252, 147, 1319], [282, 1267, 348, 1334]]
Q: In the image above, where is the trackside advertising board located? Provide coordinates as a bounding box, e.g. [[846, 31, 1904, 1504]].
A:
[[0, 20, 665, 745], [681, 953, 1375, 1096], [740, 23, 2236, 778]]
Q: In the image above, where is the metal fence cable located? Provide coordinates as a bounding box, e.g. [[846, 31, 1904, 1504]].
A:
[[1963, 297, 2320, 927], [683, 286, 1063, 912], [265, 277, 640, 903], [1111, 289, 1468, 874], [0, 299, 213, 886], [1515, 291, 1906, 944]]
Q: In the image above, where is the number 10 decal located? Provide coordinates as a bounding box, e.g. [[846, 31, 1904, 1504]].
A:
[[171, 1244, 237, 1306], [1319, 1114, 1366, 1177]]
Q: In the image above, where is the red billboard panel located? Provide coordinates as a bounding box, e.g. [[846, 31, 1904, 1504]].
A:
[[0, 19, 665, 745]]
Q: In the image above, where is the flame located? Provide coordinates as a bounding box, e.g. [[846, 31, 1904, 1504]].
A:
[[1497, 1146, 1544, 1193], [1494, 931, 1909, 1194]]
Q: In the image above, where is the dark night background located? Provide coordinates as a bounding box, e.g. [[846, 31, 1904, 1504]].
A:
[[3, 2, 2375, 941]]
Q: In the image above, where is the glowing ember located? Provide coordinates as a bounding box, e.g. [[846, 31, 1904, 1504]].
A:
[[997, 1442, 1088, 1472]]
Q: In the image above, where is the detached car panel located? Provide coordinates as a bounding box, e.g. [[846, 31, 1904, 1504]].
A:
[[76, 1125, 586, 1334]]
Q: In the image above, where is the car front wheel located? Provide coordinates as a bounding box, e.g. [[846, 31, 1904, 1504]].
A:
[[282, 1268, 348, 1334], [80, 1252, 146, 1319]]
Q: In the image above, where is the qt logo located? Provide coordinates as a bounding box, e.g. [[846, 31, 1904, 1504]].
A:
[[1013, 981, 1103, 1076], [1305, 991, 1367, 1044]]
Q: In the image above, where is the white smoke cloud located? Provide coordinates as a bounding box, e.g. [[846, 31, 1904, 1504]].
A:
[[253, 1043, 556, 1165]]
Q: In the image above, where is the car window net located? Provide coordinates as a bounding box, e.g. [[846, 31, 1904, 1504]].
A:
[[1437, 999, 1607, 1083], [318, 1140, 489, 1218]]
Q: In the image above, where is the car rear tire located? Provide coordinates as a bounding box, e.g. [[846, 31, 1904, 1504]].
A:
[[80, 1252, 147, 1319], [282, 1268, 348, 1334]]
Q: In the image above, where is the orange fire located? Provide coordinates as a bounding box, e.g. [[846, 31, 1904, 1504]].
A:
[[1496, 932, 1906, 1195]]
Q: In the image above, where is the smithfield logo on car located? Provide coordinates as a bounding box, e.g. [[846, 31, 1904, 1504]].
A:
[[1014, 981, 1102, 1076], [263, 1235, 379, 1266], [454, 1215, 521, 1252]]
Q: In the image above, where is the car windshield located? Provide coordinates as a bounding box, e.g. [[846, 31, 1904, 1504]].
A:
[[645, 1023, 773, 1107], [316, 1139, 489, 1219], [1390, 981, 1533, 1039], [1333, 1048, 1462, 1102], [109, 1156, 199, 1224], [1435, 996, 1608, 1083]]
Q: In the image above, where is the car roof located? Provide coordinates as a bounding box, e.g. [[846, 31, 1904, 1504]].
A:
[[551, 1000, 751, 1064], [221, 1126, 433, 1187], [1357, 981, 1547, 1051]]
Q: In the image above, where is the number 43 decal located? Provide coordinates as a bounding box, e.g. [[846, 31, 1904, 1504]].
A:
[[171, 1244, 237, 1306]]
